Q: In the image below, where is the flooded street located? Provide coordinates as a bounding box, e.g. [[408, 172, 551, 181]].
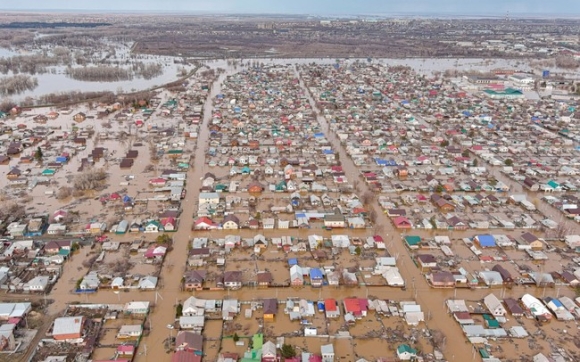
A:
[[2, 59, 579, 362]]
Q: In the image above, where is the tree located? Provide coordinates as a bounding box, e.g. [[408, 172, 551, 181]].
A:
[[504, 159, 513, 166], [439, 140, 449, 147], [461, 150, 469, 158], [156, 234, 172, 244], [233, 333, 240, 342], [435, 184, 444, 194], [34, 147, 43, 162], [175, 303, 183, 317], [354, 246, 361, 256], [280, 344, 296, 359], [472, 159, 478, 167]]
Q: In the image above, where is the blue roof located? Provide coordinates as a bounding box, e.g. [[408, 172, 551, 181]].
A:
[[288, 258, 298, 266], [375, 158, 388, 166], [463, 111, 472, 116], [477, 235, 496, 247], [313, 133, 325, 138], [310, 268, 323, 279], [322, 149, 334, 155]]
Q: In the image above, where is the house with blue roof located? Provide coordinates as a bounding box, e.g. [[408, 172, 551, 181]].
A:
[[475, 235, 496, 248], [309, 268, 324, 288]]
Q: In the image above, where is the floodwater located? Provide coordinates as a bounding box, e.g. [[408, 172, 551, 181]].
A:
[[2, 53, 564, 103], [7, 60, 579, 361]]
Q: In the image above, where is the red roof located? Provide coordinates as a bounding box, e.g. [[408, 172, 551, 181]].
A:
[[172, 351, 202, 362], [324, 299, 338, 312], [195, 217, 214, 226], [393, 216, 411, 226], [373, 235, 384, 243]]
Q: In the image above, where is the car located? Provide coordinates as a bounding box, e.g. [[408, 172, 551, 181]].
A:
[[167, 324, 174, 329]]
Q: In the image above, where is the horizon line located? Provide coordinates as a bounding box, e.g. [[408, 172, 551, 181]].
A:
[[0, 9, 579, 19]]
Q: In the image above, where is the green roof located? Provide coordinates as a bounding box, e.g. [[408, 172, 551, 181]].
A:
[[58, 249, 70, 256], [404, 235, 421, 245], [547, 180, 559, 188], [167, 149, 183, 154], [483, 88, 523, 96], [42, 169, 56, 175], [397, 344, 417, 355], [252, 333, 263, 350]]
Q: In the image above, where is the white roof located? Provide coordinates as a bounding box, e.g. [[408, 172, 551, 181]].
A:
[[53, 316, 84, 336], [521, 294, 551, 317], [0, 302, 31, 318]]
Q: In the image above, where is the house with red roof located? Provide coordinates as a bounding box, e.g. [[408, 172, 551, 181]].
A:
[[161, 217, 177, 231], [343, 298, 368, 319], [393, 216, 412, 229], [117, 345, 135, 356], [324, 299, 340, 319], [149, 178, 167, 187], [192, 217, 217, 230]]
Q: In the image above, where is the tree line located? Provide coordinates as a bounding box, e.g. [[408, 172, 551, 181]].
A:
[[0, 74, 38, 96]]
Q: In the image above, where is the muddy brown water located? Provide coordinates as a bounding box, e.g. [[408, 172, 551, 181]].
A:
[[12, 62, 577, 362]]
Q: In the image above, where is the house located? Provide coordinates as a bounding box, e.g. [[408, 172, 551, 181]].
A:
[[222, 215, 240, 230], [320, 344, 334, 362], [429, 271, 455, 288], [247, 181, 264, 194], [520, 232, 543, 249], [73, 112, 86, 122], [144, 220, 162, 233], [324, 213, 345, 228], [290, 265, 304, 286], [184, 270, 207, 291], [475, 235, 496, 248], [256, 271, 273, 288], [324, 299, 340, 319], [222, 299, 239, 321], [179, 316, 205, 331], [47, 224, 67, 235], [263, 298, 278, 322], [116, 324, 143, 339], [26, 276, 50, 292], [6, 167, 21, 180], [393, 216, 412, 229], [0, 324, 16, 351], [172, 351, 202, 362], [396, 344, 417, 360], [416, 254, 437, 271], [343, 298, 368, 319], [175, 331, 203, 353], [44, 240, 71, 254], [138, 276, 158, 290], [309, 268, 324, 287], [52, 316, 85, 341], [492, 265, 514, 284], [161, 217, 177, 231], [223, 271, 242, 289], [193, 217, 217, 230], [123, 301, 150, 316], [144, 245, 167, 260], [262, 340, 278, 362], [484, 293, 507, 317], [199, 192, 220, 205]]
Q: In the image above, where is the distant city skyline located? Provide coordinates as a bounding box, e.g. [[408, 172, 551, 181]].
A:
[[1, 0, 580, 17]]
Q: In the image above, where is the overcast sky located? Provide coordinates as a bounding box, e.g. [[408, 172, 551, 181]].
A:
[[1, 0, 579, 16]]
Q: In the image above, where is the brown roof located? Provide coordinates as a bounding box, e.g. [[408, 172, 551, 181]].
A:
[[257, 271, 273, 284], [262, 298, 278, 315], [416, 254, 437, 264], [175, 331, 203, 351], [126, 150, 139, 159], [184, 270, 206, 284], [120, 158, 134, 168], [223, 270, 242, 283]]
